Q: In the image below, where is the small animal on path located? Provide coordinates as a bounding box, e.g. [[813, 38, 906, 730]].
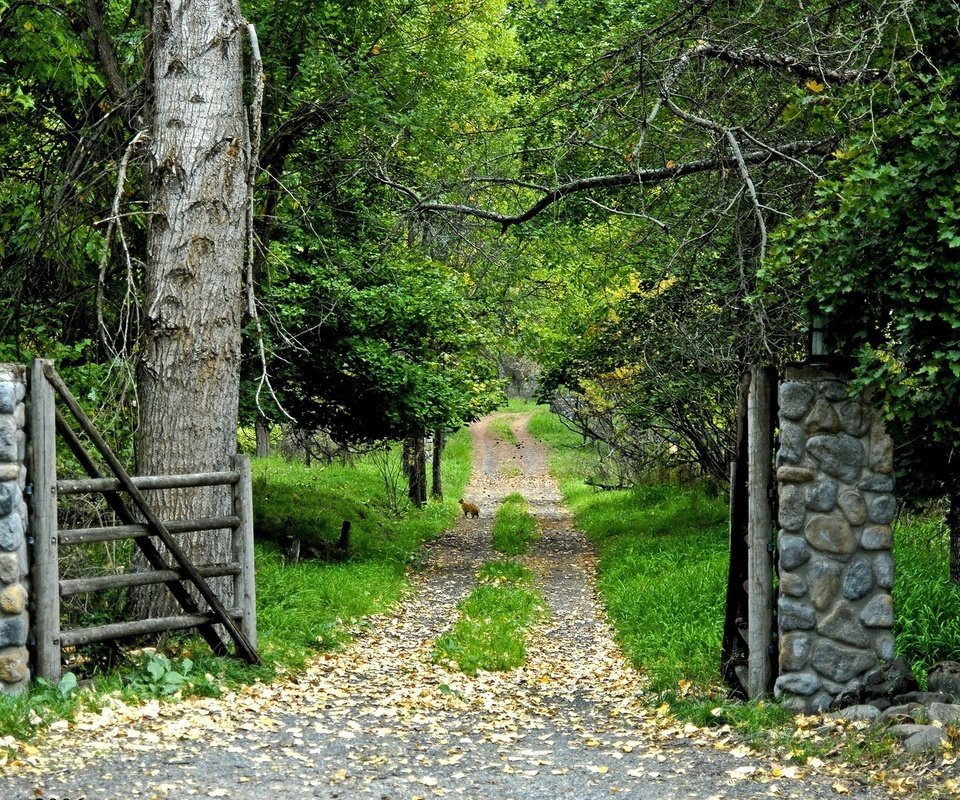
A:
[[458, 498, 480, 518]]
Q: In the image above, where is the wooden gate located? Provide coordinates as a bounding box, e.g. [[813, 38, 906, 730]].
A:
[[29, 359, 259, 681]]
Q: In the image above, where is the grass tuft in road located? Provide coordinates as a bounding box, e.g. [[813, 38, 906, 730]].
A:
[[477, 559, 534, 585], [432, 581, 544, 675], [491, 493, 539, 555]]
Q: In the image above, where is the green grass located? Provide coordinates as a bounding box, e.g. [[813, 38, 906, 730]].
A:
[[489, 416, 519, 445], [477, 559, 534, 584], [433, 582, 544, 674], [491, 492, 539, 555], [0, 428, 474, 742], [893, 511, 960, 681]]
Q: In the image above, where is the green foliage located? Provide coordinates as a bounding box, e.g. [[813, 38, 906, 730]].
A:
[[491, 493, 539, 555], [257, 248, 505, 443], [433, 583, 544, 674], [893, 512, 960, 680], [766, 9, 960, 503], [125, 654, 220, 699]]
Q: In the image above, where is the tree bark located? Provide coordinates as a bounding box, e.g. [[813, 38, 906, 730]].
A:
[[132, 0, 250, 620], [431, 428, 445, 500], [255, 419, 270, 457], [404, 431, 427, 506]]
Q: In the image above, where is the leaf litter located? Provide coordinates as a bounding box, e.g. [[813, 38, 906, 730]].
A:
[[0, 413, 949, 797]]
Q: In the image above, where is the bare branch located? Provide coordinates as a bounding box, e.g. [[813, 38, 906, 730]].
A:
[[692, 41, 890, 85], [401, 139, 832, 231], [583, 198, 669, 230], [96, 127, 149, 355]]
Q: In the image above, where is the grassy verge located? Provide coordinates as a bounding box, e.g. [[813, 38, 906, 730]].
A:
[[433, 563, 543, 674], [0, 428, 473, 741], [491, 493, 539, 556], [893, 510, 960, 682]]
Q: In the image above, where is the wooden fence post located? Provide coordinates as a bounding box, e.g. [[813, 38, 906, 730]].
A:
[[746, 366, 774, 698], [30, 359, 60, 682], [231, 454, 257, 650]]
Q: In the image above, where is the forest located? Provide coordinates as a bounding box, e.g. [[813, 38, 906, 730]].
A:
[[0, 1, 958, 594]]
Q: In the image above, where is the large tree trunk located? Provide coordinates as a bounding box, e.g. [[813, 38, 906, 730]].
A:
[[132, 0, 250, 620]]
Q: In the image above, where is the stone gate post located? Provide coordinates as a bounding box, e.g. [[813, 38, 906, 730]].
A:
[[775, 365, 896, 713], [0, 364, 29, 694]]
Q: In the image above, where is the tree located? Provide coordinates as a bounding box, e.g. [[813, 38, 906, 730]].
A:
[[767, 1, 960, 575], [129, 0, 255, 617], [384, 0, 924, 483]]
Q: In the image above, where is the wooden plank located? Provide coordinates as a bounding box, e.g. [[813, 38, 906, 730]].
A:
[[60, 608, 244, 647], [60, 563, 241, 597], [30, 359, 62, 682], [231, 454, 258, 650], [57, 471, 239, 495], [59, 515, 240, 546], [747, 366, 774, 699], [53, 408, 229, 658], [44, 364, 260, 664]]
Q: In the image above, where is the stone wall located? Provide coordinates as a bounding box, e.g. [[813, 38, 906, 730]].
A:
[[0, 365, 29, 694], [775, 365, 896, 713]]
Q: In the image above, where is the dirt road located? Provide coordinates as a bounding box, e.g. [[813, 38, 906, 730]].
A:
[[0, 412, 877, 799]]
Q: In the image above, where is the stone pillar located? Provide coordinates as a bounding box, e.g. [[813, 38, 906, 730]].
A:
[[775, 365, 895, 713], [0, 364, 29, 694]]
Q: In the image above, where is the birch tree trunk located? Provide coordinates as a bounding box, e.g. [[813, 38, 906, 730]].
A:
[[132, 0, 249, 619]]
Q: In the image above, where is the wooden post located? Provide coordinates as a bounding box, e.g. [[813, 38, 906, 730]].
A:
[[747, 366, 774, 699], [30, 359, 61, 682], [231, 454, 257, 650], [721, 371, 751, 697]]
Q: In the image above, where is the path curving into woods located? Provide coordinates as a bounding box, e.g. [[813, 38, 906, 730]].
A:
[[0, 412, 878, 799]]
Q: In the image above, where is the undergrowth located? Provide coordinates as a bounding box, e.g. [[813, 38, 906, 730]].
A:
[[893, 511, 960, 681]]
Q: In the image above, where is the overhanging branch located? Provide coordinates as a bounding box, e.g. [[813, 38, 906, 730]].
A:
[[402, 139, 833, 231]]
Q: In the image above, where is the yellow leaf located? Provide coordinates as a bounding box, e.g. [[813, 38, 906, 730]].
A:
[[666, 160, 676, 169], [832, 783, 849, 795], [806, 79, 825, 93]]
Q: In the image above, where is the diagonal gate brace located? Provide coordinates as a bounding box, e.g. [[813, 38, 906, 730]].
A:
[[44, 364, 259, 665]]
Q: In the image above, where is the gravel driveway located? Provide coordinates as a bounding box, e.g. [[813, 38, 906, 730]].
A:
[[0, 412, 880, 799]]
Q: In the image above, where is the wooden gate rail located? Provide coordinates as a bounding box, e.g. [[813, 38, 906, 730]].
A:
[[29, 359, 259, 681]]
